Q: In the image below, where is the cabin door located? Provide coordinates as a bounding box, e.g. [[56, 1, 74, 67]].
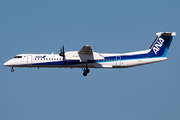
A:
[[27, 55, 32, 65]]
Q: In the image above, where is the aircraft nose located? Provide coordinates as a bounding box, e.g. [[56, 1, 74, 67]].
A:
[[3, 61, 12, 66]]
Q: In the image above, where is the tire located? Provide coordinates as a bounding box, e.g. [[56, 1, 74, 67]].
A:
[[11, 68, 14, 72], [86, 68, 90, 73], [83, 72, 87, 76]]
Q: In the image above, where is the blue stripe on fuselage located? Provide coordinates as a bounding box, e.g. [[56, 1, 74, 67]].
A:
[[30, 53, 151, 66]]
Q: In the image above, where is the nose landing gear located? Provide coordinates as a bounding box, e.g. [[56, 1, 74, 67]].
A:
[[11, 67, 14, 72]]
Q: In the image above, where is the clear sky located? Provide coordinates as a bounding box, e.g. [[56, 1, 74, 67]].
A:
[[1, 0, 180, 120]]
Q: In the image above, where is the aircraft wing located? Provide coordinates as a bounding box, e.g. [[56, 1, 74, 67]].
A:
[[78, 45, 93, 54]]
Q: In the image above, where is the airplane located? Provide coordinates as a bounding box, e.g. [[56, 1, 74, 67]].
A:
[[4, 32, 176, 76]]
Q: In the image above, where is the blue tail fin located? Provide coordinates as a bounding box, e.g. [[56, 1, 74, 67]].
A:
[[148, 32, 176, 57]]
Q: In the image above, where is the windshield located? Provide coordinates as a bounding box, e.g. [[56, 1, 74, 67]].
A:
[[13, 56, 22, 58]]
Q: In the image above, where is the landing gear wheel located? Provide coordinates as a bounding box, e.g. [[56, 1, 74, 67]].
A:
[[82, 63, 90, 76], [11, 67, 14, 72], [83, 71, 87, 76], [86, 68, 90, 73], [82, 68, 90, 76]]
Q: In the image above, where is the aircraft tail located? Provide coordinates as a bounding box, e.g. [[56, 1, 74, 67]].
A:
[[147, 32, 176, 57]]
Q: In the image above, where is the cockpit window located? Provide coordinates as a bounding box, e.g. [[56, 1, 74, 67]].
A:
[[13, 56, 22, 58]]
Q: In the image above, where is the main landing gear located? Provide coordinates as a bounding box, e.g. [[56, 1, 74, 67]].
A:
[[82, 68, 90, 76], [11, 67, 14, 72], [82, 63, 90, 76]]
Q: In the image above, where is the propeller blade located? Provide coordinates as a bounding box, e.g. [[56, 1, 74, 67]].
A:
[[62, 45, 65, 57], [59, 47, 62, 56], [59, 45, 66, 63], [59, 45, 64, 56]]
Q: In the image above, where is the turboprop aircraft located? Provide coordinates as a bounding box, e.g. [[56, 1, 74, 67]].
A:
[[4, 32, 176, 76]]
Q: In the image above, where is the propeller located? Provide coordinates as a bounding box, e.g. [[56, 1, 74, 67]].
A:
[[59, 45, 65, 63]]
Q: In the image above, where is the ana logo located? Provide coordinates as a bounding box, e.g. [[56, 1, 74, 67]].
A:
[[35, 55, 46, 59], [153, 37, 164, 55]]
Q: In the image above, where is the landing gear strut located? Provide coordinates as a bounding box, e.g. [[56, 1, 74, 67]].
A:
[[11, 67, 14, 72]]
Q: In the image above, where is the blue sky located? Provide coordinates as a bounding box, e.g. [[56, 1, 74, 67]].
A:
[[1, 0, 180, 120]]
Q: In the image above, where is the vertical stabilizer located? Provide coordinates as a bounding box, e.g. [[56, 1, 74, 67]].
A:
[[148, 32, 176, 57]]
